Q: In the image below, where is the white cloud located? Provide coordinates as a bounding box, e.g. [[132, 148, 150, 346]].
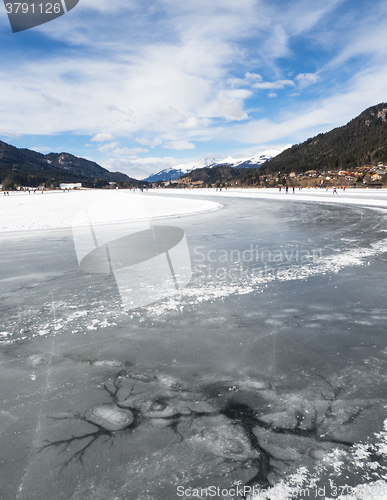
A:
[[245, 72, 264, 82], [162, 141, 195, 151], [0, 0, 265, 137], [229, 73, 296, 91], [135, 137, 163, 148], [228, 72, 263, 88], [214, 63, 387, 146], [229, 72, 297, 96], [2, 0, 387, 177], [91, 133, 115, 142], [207, 91, 249, 121], [97, 141, 119, 152], [253, 79, 295, 90], [0, 131, 20, 138], [41, 94, 62, 107], [111, 147, 149, 157], [295, 73, 319, 88], [78, 0, 138, 13], [178, 117, 210, 129]]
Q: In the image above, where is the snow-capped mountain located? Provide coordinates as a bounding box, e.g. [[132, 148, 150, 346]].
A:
[[219, 148, 289, 168], [143, 157, 217, 182], [143, 147, 288, 182]]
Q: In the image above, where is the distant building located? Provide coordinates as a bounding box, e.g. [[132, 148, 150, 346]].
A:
[[60, 183, 82, 190]]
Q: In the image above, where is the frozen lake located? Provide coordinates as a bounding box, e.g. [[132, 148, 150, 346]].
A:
[[1, 189, 387, 499]]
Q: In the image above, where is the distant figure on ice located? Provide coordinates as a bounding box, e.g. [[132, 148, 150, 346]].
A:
[[292, 186, 295, 193], [285, 186, 288, 193], [279, 186, 281, 192], [333, 187, 338, 195]]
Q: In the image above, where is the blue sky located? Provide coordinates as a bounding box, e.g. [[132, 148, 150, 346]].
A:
[[1, 0, 387, 179]]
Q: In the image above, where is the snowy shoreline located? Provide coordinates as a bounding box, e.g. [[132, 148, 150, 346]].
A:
[[3, 186, 387, 233], [0, 189, 222, 233], [147, 186, 387, 210]]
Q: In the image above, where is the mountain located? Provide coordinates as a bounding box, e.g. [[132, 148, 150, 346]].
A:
[[143, 148, 286, 182], [143, 157, 217, 182], [43, 152, 130, 182], [0, 140, 138, 188], [217, 148, 288, 169], [260, 103, 387, 175], [151, 103, 387, 188], [180, 164, 245, 185]]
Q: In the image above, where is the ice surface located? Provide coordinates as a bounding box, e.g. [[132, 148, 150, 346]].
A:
[[5, 186, 387, 234], [2, 190, 387, 499], [151, 186, 387, 211], [0, 189, 221, 232]]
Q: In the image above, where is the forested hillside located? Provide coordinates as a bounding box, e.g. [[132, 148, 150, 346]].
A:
[[260, 103, 387, 175]]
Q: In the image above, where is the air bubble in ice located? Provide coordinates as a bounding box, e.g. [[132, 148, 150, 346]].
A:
[[142, 399, 177, 418], [86, 404, 134, 431]]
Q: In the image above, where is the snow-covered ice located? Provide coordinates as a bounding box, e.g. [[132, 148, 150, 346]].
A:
[[0, 189, 222, 232], [4, 187, 387, 233], [148, 186, 387, 210]]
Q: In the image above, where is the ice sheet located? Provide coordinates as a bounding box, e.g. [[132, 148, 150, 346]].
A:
[[0, 189, 221, 232]]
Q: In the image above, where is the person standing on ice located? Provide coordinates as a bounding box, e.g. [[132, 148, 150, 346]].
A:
[[333, 187, 338, 195]]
